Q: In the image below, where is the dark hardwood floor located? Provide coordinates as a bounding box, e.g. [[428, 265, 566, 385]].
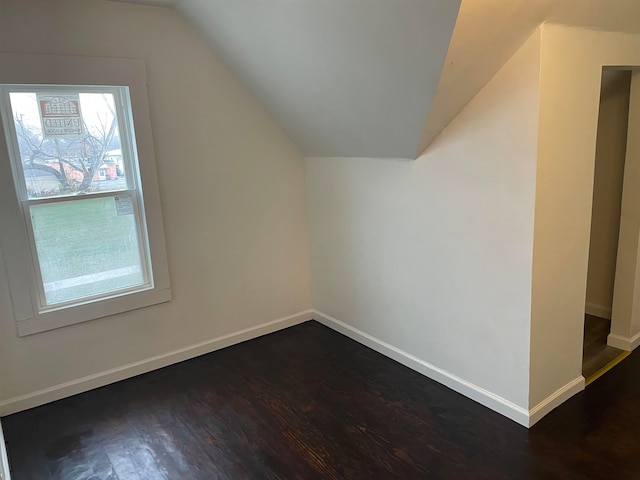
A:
[[582, 314, 625, 379], [3, 320, 640, 480]]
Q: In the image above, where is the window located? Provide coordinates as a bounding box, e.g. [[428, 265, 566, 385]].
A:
[[0, 55, 170, 336]]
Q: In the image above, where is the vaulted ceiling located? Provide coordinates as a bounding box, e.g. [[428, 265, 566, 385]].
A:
[[111, 0, 461, 158], [112, 0, 640, 159], [419, 0, 640, 155]]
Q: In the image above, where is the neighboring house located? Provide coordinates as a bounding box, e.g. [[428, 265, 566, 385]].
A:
[[104, 148, 124, 176], [25, 160, 118, 195], [0, 0, 639, 435], [97, 163, 117, 181]]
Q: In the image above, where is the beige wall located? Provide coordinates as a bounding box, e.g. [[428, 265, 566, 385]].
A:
[[585, 71, 631, 318], [610, 71, 640, 347], [0, 0, 311, 409], [530, 25, 640, 407], [306, 30, 541, 418]]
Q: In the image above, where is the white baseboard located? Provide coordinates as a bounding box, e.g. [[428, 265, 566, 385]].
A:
[[585, 302, 611, 319], [0, 419, 10, 480], [312, 310, 531, 427], [313, 310, 586, 428], [607, 331, 640, 351], [0, 310, 314, 416], [528, 376, 585, 426]]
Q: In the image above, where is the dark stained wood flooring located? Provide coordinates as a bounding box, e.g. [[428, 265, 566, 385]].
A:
[[3, 320, 640, 479], [582, 314, 625, 379]]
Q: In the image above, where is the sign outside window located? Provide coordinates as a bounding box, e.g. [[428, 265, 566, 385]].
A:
[[37, 93, 84, 138]]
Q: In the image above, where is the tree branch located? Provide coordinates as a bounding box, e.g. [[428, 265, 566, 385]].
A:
[[23, 163, 66, 183]]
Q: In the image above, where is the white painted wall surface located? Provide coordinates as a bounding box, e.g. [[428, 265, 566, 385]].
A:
[[418, 0, 552, 154], [306, 31, 541, 412], [610, 71, 640, 350], [530, 25, 640, 407], [585, 71, 630, 318], [418, 0, 640, 154], [0, 0, 311, 412]]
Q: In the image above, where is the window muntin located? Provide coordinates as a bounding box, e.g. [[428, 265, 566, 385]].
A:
[[1, 85, 153, 312]]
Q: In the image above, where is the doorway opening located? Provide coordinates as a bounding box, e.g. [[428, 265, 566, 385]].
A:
[[583, 69, 632, 383]]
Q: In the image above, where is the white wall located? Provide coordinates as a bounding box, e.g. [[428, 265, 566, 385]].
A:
[[306, 30, 541, 416], [610, 71, 640, 349], [530, 25, 640, 407], [418, 0, 552, 153], [0, 0, 311, 412], [585, 71, 630, 318]]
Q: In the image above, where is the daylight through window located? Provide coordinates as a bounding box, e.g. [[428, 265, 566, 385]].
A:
[[1, 85, 152, 311]]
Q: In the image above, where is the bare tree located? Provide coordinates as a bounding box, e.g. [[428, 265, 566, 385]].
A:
[[14, 94, 120, 196]]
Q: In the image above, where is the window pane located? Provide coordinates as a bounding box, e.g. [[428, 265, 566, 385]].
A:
[[30, 196, 146, 306], [9, 91, 128, 199]]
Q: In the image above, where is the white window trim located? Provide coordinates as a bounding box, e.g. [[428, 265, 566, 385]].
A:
[[0, 53, 171, 336]]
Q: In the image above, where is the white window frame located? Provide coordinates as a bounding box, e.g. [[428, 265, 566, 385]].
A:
[[0, 53, 171, 336]]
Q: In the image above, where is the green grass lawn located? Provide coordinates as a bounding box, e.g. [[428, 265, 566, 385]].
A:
[[30, 195, 145, 304]]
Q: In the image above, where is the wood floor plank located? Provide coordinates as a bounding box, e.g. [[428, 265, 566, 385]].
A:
[[582, 314, 625, 379], [3, 320, 640, 479]]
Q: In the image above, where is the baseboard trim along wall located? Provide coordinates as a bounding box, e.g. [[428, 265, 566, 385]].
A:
[[0, 310, 314, 416], [527, 376, 585, 426], [607, 331, 640, 351], [1, 308, 587, 427], [0, 419, 10, 480], [585, 302, 612, 319], [312, 310, 532, 427], [313, 310, 585, 428]]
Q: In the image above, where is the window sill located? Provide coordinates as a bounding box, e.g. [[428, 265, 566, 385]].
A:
[[15, 287, 171, 337]]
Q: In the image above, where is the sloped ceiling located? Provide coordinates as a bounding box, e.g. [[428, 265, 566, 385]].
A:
[[110, 0, 461, 159], [112, 0, 640, 159], [419, 0, 640, 155]]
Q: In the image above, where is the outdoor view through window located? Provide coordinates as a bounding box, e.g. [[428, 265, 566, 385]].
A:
[[2, 86, 151, 309]]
